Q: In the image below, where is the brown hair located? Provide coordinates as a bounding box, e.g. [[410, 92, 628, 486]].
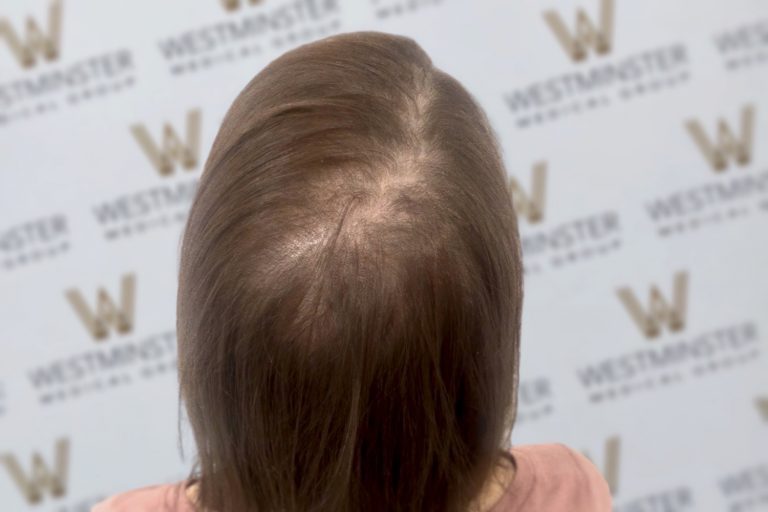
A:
[[177, 30, 523, 512]]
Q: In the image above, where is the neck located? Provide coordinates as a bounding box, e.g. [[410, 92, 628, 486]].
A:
[[467, 454, 517, 511]]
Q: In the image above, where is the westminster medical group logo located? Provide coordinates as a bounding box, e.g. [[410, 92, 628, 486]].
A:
[[1, 438, 70, 505], [0, 1, 136, 128], [575, 272, 763, 406], [88, 109, 204, 244], [0, 440, 107, 510], [507, 162, 623, 276], [65, 273, 136, 341], [157, 0, 342, 77], [505, 0, 691, 129], [685, 104, 754, 172], [616, 271, 688, 339], [644, 104, 768, 240], [0, 0, 62, 69], [19, 273, 178, 408], [130, 109, 202, 177], [542, 0, 613, 62]]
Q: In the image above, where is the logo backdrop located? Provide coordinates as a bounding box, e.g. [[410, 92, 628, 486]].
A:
[[1, 1, 767, 511]]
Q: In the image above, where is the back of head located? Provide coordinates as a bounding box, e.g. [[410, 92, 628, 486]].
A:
[[177, 30, 523, 512]]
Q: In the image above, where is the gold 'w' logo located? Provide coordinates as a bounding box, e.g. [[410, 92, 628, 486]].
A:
[[0, 0, 62, 69], [616, 271, 688, 339], [508, 161, 547, 224], [221, 0, 264, 11], [130, 109, 202, 176], [543, 0, 614, 62], [757, 396, 768, 421], [0, 438, 69, 504], [65, 273, 136, 341], [685, 105, 755, 172], [582, 436, 620, 495]]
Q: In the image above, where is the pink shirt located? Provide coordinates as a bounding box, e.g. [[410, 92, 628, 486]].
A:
[[488, 443, 612, 511], [92, 443, 612, 512]]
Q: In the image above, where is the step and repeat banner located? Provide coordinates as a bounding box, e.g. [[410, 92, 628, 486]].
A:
[[1, 0, 767, 511]]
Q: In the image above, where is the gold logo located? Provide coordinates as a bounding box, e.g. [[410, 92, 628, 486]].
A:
[[0, 0, 62, 69], [130, 109, 202, 176], [685, 105, 755, 172], [508, 161, 547, 224], [0, 438, 69, 504], [583, 436, 620, 495], [616, 271, 688, 339], [65, 273, 136, 341], [757, 396, 768, 421], [543, 0, 614, 62], [221, 0, 263, 11]]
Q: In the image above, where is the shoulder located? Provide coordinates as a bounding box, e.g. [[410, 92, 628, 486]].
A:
[[510, 443, 612, 512], [91, 481, 193, 512]]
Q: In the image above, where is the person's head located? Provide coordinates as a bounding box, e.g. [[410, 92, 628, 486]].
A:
[[177, 30, 523, 512]]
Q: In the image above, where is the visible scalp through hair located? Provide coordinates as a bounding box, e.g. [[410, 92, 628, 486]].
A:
[[177, 30, 523, 512]]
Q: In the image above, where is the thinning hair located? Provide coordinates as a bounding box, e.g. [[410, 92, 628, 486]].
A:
[[177, 30, 523, 512]]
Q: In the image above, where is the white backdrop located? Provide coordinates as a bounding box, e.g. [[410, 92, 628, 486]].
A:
[[1, 0, 767, 511]]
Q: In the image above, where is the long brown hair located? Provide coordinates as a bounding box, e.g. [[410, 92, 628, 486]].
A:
[[176, 30, 523, 512]]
